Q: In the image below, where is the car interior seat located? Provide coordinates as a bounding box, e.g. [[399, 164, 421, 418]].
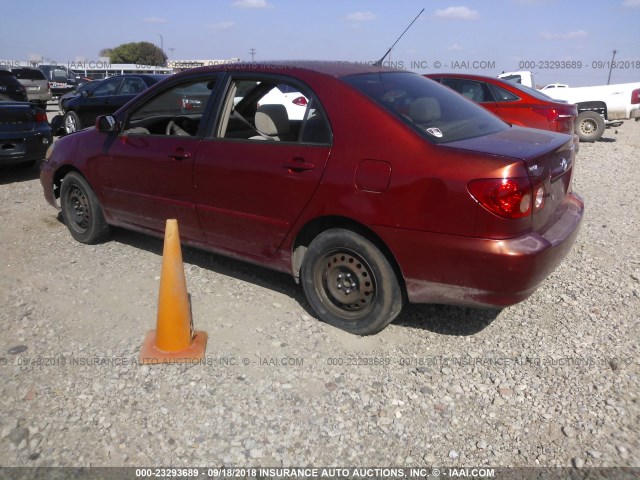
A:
[[409, 97, 441, 125], [461, 83, 484, 102], [250, 104, 291, 141]]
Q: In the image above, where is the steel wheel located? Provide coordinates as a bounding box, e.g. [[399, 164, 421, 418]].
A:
[[65, 184, 91, 233], [314, 249, 376, 320], [576, 111, 604, 142], [301, 228, 403, 335], [60, 172, 110, 244]]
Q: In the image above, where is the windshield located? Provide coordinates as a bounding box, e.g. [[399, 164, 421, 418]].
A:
[[344, 72, 507, 144]]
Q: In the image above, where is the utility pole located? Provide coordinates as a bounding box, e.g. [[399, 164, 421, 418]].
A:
[[169, 48, 175, 58], [249, 48, 256, 61], [158, 34, 164, 54], [607, 49, 616, 85]]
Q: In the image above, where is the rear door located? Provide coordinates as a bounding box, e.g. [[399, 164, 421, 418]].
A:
[[192, 74, 333, 258]]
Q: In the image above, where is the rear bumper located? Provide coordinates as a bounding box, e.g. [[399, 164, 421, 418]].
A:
[[375, 193, 584, 308], [0, 131, 52, 166]]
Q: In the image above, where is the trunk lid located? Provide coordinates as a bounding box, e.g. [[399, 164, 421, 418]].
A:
[[0, 103, 37, 133], [448, 125, 577, 233]]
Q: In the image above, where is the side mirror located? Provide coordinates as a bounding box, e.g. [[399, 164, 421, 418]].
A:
[[82, 90, 90, 97], [97, 115, 118, 133]]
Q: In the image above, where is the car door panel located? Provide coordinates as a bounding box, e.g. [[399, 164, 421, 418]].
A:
[[99, 135, 204, 242], [193, 141, 330, 257]]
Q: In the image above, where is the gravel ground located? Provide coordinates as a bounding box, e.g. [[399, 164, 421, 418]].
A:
[[0, 108, 638, 469]]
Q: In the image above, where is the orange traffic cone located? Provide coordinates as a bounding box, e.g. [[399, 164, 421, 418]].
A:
[[140, 219, 207, 364]]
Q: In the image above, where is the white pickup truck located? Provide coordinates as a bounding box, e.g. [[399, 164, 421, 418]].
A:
[[498, 71, 640, 142]]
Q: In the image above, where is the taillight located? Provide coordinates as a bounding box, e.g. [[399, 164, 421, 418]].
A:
[[34, 111, 47, 123], [631, 89, 640, 105], [292, 96, 308, 106], [468, 177, 545, 219]]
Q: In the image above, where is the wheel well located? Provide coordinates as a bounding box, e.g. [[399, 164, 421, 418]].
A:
[[291, 216, 407, 296], [52, 165, 82, 200], [576, 101, 607, 119]]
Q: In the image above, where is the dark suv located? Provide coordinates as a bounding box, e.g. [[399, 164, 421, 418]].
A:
[[0, 70, 28, 102]]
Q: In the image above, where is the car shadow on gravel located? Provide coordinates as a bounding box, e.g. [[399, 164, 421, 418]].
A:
[[394, 303, 499, 335], [104, 227, 499, 336], [110, 227, 301, 299], [0, 162, 42, 185]]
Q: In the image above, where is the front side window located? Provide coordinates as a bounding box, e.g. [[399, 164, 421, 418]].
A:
[[123, 77, 217, 136], [119, 77, 146, 95], [344, 72, 508, 144], [93, 78, 122, 97], [216, 76, 331, 145]]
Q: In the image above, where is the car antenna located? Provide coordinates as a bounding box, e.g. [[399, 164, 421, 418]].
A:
[[373, 8, 425, 67]]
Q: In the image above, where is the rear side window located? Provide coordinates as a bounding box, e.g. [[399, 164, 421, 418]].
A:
[[488, 84, 520, 102], [216, 76, 332, 145], [344, 72, 507, 144], [440, 78, 493, 103], [11, 68, 46, 80]]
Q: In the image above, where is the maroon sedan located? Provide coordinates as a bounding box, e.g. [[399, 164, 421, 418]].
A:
[[41, 62, 584, 335], [426, 73, 577, 135]]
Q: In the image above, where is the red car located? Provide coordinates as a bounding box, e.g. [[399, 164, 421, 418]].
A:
[[40, 62, 584, 335], [426, 73, 577, 135]]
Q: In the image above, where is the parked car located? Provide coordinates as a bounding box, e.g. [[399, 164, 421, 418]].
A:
[[41, 62, 583, 335], [1, 102, 52, 167], [62, 74, 168, 134], [10, 67, 52, 109], [499, 70, 640, 141], [0, 70, 28, 102], [58, 80, 97, 112], [427, 73, 578, 135], [38, 64, 82, 98], [258, 83, 309, 120]]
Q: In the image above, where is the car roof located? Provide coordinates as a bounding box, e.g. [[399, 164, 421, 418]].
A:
[[425, 72, 509, 83], [97, 74, 169, 80], [184, 61, 406, 78]]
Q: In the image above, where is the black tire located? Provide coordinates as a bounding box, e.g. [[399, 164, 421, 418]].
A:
[[300, 228, 403, 335], [60, 172, 110, 244], [576, 111, 605, 142], [63, 111, 81, 134]]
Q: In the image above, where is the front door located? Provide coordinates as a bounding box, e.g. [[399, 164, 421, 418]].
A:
[[98, 76, 220, 242]]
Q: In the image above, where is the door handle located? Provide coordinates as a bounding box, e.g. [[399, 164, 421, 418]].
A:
[[168, 149, 191, 161], [283, 157, 315, 172]]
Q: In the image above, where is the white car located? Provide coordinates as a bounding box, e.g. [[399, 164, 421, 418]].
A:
[[258, 84, 309, 120]]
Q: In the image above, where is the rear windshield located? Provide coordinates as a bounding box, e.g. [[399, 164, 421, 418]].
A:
[[506, 81, 562, 102], [343, 72, 507, 144], [11, 68, 46, 80], [0, 70, 21, 84]]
